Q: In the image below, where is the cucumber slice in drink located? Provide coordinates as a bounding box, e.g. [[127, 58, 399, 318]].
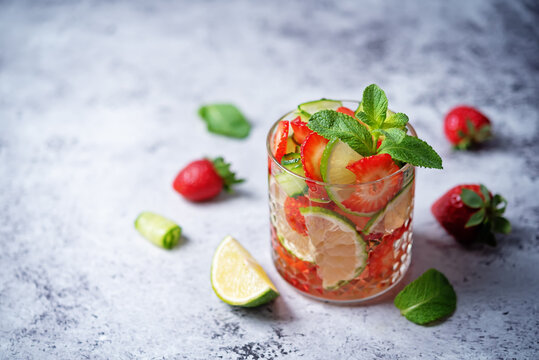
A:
[[300, 207, 367, 290], [274, 161, 307, 198], [298, 99, 343, 116], [363, 177, 415, 234], [281, 152, 301, 166]]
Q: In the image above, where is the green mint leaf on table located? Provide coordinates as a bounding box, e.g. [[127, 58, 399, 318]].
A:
[[198, 104, 251, 139], [211, 157, 244, 193], [359, 84, 388, 128], [394, 269, 457, 325], [378, 135, 443, 169], [308, 110, 374, 156], [460, 188, 484, 208]]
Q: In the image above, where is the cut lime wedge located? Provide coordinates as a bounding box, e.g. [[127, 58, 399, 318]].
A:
[[298, 99, 343, 116], [300, 207, 367, 289], [211, 236, 279, 307]]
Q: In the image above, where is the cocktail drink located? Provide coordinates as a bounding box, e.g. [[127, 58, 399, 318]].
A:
[[267, 86, 441, 302]]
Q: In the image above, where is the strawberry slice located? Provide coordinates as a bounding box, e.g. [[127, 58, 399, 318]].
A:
[[273, 120, 289, 163], [341, 154, 402, 214], [300, 132, 329, 181], [284, 196, 310, 235], [336, 106, 356, 118], [290, 116, 313, 145]]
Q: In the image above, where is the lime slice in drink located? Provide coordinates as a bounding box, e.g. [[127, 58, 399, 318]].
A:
[[298, 99, 343, 116], [269, 177, 314, 262], [320, 139, 371, 215], [211, 236, 279, 307], [300, 207, 367, 289], [364, 178, 415, 234]]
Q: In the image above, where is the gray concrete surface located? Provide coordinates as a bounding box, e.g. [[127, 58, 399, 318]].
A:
[[1, 0, 538, 359]]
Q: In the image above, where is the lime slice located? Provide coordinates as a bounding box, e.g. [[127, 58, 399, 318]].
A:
[[300, 207, 367, 289], [269, 178, 314, 262], [320, 139, 368, 216], [211, 236, 279, 307], [364, 178, 415, 234], [298, 99, 343, 116], [321, 139, 363, 184]]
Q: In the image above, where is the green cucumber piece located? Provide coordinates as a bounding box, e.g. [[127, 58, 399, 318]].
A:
[[274, 162, 307, 198], [281, 152, 301, 166], [135, 212, 182, 249], [298, 99, 343, 116]]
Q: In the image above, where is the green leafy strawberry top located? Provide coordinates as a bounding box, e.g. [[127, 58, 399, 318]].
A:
[[307, 84, 443, 169]]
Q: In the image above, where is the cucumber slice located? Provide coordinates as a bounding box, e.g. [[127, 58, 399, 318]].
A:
[[363, 177, 415, 234], [274, 162, 307, 198], [281, 152, 301, 166], [298, 99, 343, 116], [135, 212, 182, 249]]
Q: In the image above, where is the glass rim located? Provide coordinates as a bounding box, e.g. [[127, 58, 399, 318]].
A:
[[266, 100, 416, 188]]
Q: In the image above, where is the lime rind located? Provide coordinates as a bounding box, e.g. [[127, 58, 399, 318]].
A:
[[299, 207, 367, 290], [211, 236, 279, 307], [363, 176, 415, 234], [298, 99, 343, 116], [277, 234, 315, 263]]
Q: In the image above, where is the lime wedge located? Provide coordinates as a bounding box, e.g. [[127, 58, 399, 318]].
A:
[[211, 236, 279, 307], [300, 207, 367, 289], [298, 99, 343, 116]]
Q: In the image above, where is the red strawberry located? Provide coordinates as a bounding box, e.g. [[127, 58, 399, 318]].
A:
[[273, 120, 289, 163], [444, 106, 491, 149], [341, 154, 402, 214], [173, 157, 243, 202], [284, 196, 311, 235], [300, 132, 329, 181], [431, 184, 511, 246], [336, 106, 356, 118], [290, 116, 313, 145]]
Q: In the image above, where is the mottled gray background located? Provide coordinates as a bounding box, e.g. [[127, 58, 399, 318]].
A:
[[1, 0, 538, 359]]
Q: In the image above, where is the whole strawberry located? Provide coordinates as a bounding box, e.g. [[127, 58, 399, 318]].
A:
[[173, 157, 243, 202], [431, 184, 510, 246], [444, 106, 491, 149]]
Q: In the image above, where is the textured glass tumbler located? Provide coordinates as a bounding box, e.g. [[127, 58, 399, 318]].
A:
[[267, 101, 416, 303]]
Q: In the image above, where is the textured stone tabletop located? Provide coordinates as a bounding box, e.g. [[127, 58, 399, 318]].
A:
[[1, 1, 538, 359]]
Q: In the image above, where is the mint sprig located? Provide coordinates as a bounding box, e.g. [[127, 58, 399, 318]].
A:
[[394, 268, 457, 325], [307, 110, 373, 156], [305, 84, 443, 169], [198, 104, 251, 139]]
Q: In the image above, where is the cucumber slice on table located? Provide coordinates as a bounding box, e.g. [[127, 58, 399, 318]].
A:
[[135, 212, 182, 249], [298, 99, 343, 116], [274, 159, 308, 198]]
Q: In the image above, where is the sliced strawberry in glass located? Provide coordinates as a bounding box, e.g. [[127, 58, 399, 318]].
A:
[[290, 116, 313, 145], [273, 120, 289, 163], [341, 153, 402, 214]]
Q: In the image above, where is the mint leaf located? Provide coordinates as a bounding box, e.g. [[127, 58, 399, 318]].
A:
[[361, 84, 388, 128], [382, 112, 409, 129], [460, 188, 484, 208], [394, 269, 457, 325], [307, 110, 373, 156], [198, 104, 251, 139], [378, 135, 443, 169], [373, 128, 406, 144], [356, 111, 375, 127]]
